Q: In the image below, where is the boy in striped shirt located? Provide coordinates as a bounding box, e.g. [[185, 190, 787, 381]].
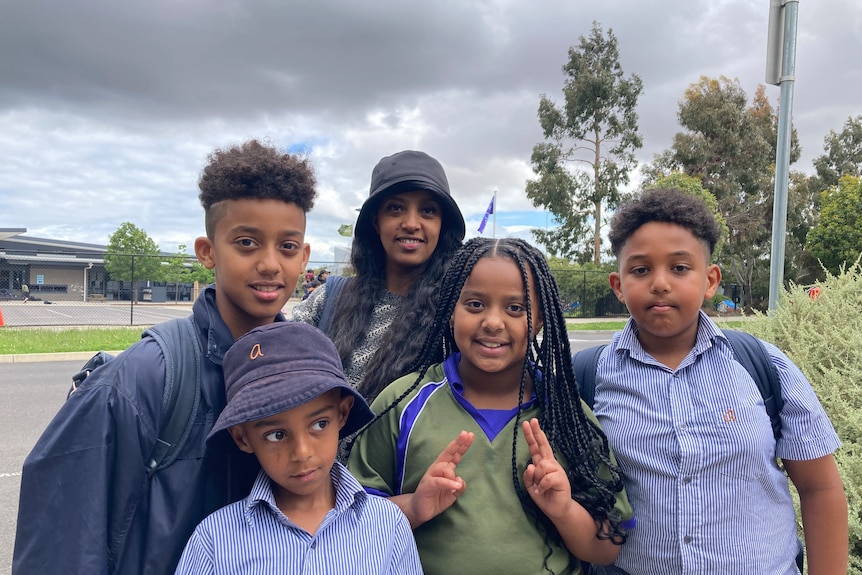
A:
[[174, 322, 422, 575], [590, 187, 846, 574]]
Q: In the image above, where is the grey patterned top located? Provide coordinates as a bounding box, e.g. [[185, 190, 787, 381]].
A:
[[291, 281, 403, 388]]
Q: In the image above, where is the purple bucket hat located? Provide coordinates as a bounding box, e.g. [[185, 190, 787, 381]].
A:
[[207, 322, 374, 442]]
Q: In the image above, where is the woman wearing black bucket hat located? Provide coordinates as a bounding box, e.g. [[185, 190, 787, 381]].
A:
[[293, 150, 465, 401]]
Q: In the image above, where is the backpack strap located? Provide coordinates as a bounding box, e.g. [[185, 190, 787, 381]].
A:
[[142, 316, 202, 478], [317, 275, 348, 336], [572, 331, 783, 439], [572, 344, 608, 409], [721, 329, 784, 439], [69, 351, 114, 399]]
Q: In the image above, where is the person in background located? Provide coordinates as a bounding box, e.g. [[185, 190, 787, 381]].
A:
[[302, 278, 321, 300], [293, 150, 465, 401], [590, 187, 847, 574]]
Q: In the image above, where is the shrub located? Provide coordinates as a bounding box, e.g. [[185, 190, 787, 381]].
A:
[[745, 258, 862, 572]]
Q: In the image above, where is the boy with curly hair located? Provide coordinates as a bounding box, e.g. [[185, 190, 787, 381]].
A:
[[14, 139, 316, 575], [589, 187, 847, 574]]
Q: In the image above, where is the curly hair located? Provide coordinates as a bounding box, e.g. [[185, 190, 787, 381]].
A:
[[609, 187, 721, 258], [355, 237, 628, 567], [198, 139, 317, 238], [331, 223, 463, 401]]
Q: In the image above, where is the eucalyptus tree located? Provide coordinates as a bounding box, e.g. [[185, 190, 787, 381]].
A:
[[526, 21, 642, 264], [806, 176, 862, 275], [645, 78, 800, 308], [813, 115, 862, 190]]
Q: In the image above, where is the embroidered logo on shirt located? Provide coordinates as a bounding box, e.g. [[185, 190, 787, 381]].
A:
[[723, 408, 736, 423], [250, 343, 264, 360]]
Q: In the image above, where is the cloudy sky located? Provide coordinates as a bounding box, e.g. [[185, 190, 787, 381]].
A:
[[2, 0, 860, 263]]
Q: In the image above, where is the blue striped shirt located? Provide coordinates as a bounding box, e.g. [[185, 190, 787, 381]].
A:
[[173, 463, 423, 575], [591, 312, 840, 575]]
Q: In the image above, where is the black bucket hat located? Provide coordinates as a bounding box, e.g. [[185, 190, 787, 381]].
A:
[[354, 150, 466, 243], [207, 322, 374, 443]]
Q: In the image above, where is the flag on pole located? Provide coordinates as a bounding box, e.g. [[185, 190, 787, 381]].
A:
[[477, 195, 495, 234], [337, 224, 353, 237]]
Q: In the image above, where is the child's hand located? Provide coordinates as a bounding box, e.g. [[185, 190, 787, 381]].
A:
[[523, 418, 573, 519], [523, 418, 622, 563], [407, 430, 474, 526]]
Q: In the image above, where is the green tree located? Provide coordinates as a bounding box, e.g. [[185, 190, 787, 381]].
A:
[[189, 261, 215, 286], [526, 21, 643, 264], [644, 78, 799, 309], [806, 176, 862, 274], [161, 244, 195, 302], [784, 171, 824, 286], [813, 115, 862, 190], [104, 223, 162, 299]]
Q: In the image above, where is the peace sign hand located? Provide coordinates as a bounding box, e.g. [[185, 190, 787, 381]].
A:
[[406, 430, 474, 527], [522, 418, 573, 520]]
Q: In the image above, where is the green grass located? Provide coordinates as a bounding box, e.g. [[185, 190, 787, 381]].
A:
[[566, 321, 627, 331], [0, 317, 752, 355], [564, 317, 748, 332], [0, 327, 145, 355]]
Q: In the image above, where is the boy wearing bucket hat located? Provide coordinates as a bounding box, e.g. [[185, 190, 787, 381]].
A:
[[174, 322, 422, 574], [293, 150, 465, 401]]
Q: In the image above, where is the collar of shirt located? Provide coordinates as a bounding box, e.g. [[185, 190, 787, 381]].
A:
[[443, 352, 537, 441], [615, 310, 730, 369], [242, 462, 367, 528]]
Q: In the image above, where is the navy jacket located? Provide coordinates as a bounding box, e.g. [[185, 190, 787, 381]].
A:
[[13, 286, 266, 575]]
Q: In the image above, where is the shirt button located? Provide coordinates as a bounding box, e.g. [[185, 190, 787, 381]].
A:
[[682, 476, 692, 484], [683, 536, 693, 544], [310, 541, 317, 549]]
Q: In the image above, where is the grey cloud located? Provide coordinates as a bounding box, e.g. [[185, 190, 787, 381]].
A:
[[1, 0, 859, 254]]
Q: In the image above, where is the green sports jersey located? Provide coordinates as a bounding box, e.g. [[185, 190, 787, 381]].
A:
[[348, 355, 633, 575]]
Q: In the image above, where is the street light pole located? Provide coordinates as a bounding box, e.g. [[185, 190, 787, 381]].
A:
[[766, 0, 799, 311]]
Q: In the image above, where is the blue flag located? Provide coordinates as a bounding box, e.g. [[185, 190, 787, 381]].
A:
[[477, 195, 495, 234]]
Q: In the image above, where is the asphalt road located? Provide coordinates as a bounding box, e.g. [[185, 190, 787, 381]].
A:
[[0, 300, 192, 328], [1, 360, 76, 575], [0, 331, 614, 573]]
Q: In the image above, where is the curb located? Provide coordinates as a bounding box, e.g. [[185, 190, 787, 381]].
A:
[[0, 351, 124, 364]]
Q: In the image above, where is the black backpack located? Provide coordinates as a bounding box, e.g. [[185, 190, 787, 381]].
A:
[[573, 329, 805, 573], [68, 316, 202, 478]]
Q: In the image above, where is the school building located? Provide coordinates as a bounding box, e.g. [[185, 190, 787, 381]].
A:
[[0, 229, 109, 302]]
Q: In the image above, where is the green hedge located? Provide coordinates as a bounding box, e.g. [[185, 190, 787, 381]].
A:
[[745, 258, 862, 572]]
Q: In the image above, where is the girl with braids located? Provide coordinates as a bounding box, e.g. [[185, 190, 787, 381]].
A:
[[347, 237, 633, 575], [293, 150, 464, 400]]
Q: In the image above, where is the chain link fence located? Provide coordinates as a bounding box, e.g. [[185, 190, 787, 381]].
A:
[[0, 256, 626, 327]]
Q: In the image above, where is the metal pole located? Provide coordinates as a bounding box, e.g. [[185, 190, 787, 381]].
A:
[[130, 255, 135, 325], [768, 0, 798, 311], [492, 190, 497, 238]]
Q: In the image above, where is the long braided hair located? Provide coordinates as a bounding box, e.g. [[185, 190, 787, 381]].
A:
[[354, 237, 627, 561]]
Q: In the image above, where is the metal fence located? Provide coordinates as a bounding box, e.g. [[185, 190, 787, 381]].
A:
[[550, 268, 628, 318], [0, 257, 627, 327]]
